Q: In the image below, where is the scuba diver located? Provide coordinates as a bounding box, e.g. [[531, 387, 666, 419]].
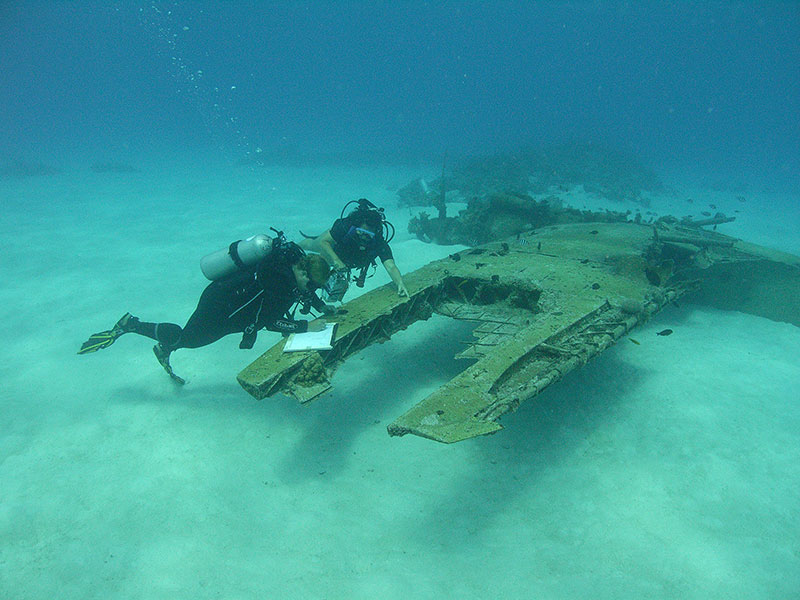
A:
[[77, 232, 333, 384], [299, 198, 408, 302]]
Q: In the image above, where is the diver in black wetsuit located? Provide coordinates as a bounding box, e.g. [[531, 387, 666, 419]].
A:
[[300, 198, 408, 300], [78, 242, 332, 383]]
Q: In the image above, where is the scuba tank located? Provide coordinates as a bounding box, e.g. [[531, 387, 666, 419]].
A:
[[200, 234, 273, 281]]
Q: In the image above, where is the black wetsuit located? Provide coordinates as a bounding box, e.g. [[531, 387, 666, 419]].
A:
[[329, 215, 393, 270], [134, 254, 324, 351]]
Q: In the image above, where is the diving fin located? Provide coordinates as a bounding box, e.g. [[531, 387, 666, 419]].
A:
[[153, 344, 186, 385], [78, 313, 136, 355]]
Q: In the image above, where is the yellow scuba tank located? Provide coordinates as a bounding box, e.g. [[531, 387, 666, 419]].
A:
[[200, 234, 273, 281]]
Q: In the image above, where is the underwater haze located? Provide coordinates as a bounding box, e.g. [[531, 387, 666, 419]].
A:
[[2, 1, 799, 179], [1, 2, 799, 599]]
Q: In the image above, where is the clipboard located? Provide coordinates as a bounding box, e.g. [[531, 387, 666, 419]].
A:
[[282, 322, 338, 352]]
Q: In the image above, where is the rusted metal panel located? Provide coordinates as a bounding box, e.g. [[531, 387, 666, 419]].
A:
[[238, 222, 800, 443]]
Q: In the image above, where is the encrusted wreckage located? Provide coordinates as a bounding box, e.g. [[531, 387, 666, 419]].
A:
[[238, 220, 800, 443]]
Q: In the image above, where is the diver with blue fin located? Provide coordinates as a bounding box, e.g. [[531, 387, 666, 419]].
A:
[[300, 198, 408, 302], [78, 230, 333, 384]]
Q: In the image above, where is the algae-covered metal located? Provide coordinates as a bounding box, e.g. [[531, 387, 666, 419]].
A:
[[237, 221, 800, 443]]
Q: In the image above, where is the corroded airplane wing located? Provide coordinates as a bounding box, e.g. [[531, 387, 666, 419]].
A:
[[238, 221, 799, 443]]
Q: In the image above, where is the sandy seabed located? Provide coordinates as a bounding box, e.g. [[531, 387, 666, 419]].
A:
[[1, 154, 798, 599]]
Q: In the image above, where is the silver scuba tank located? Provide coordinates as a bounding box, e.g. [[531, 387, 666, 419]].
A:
[[200, 234, 273, 281]]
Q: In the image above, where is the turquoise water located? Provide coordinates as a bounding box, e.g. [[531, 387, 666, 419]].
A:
[[1, 3, 799, 598]]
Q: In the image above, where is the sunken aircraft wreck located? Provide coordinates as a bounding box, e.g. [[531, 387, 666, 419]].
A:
[[238, 218, 800, 444]]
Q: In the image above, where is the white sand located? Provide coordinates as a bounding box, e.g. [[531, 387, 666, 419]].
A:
[[1, 155, 798, 599]]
